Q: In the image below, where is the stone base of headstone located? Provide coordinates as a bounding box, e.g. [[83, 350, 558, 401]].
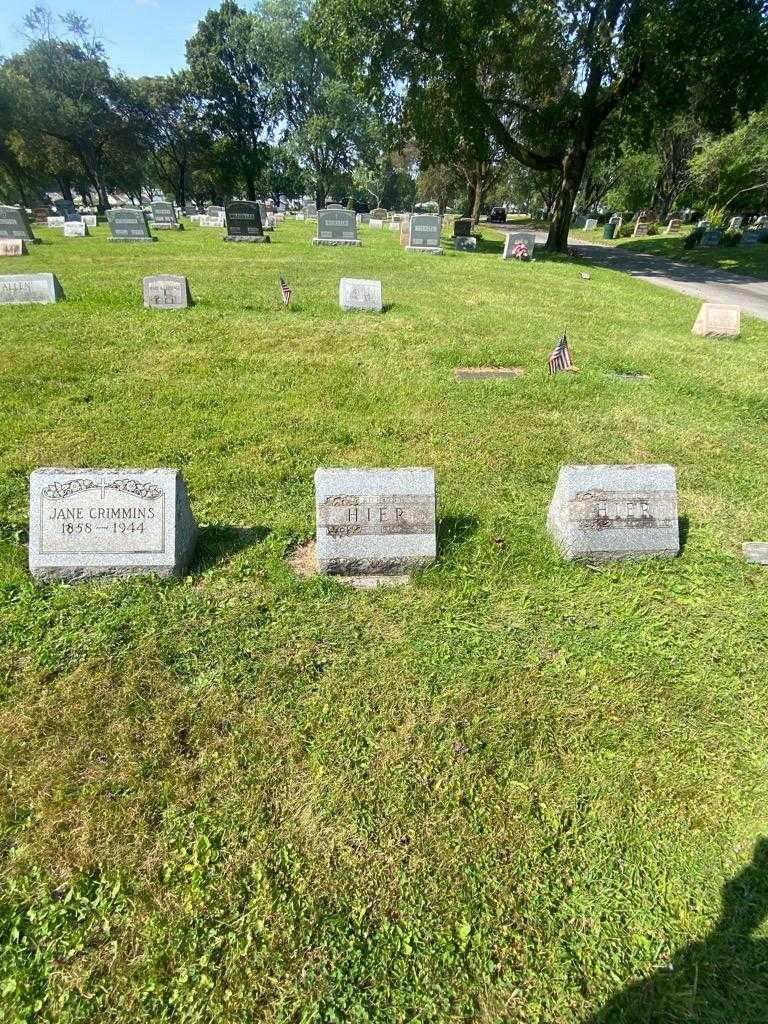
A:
[[312, 238, 362, 246], [223, 235, 270, 243], [692, 303, 740, 337], [288, 541, 409, 589], [547, 464, 679, 563], [453, 236, 477, 252], [0, 239, 27, 256], [107, 237, 157, 243], [405, 245, 443, 255], [743, 542, 768, 565], [153, 223, 183, 230], [28, 467, 197, 582]]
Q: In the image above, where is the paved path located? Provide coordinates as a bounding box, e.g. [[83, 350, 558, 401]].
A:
[[491, 224, 768, 322]]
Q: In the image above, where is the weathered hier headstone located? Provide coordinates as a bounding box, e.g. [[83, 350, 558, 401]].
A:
[[692, 303, 741, 337], [0, 239, 26, 256], [107, 208, 156, 242], [63, 220, 88, 237], [369, 218, 384, 229], [81, 214, 97, 227], [304, 203, 318, 219], [728, 216, 743, 231], [29, 468, 197, 581], [313, 208, 360, 246], [547, 464, 679, 563], [151, 201, 180, 230], [359, 212, 370, 225], [0, 205, 36, 243], [406, 214, 442, 254], [32, 207, 50, 224], [502, 232, 535, 259], [143, 275, 192, 309], [314, 467, 436, 575], [224, 201, 269, 242], [0, 272, 63, 305], [700, 229, 723, 247], [339, 277, 382, 312]]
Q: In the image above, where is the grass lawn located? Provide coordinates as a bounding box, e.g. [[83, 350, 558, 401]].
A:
[[2, 219, 768, 1023], [517, 218, 768, 279]]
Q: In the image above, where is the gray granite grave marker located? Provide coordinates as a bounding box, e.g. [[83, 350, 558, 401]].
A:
[[547, 464, 679, 562], [692, 303, 740, 337], [454, 235, 477, 251], [314, 467, 436, 575], [406, 214, 442, 253], [224, 200, 269, 242], [29, 468, 197, 581], [107, 208, 155, 242], [741, 229, 764, 246], [63, 221, 88, 237], [0, 239, 26, 256], [339, 277, 382, 311], [0, 205, 36, 243], [151, 201, 180, 230], [314, 208, 360, 246], [700, 229, 723, 247], [143, 275, 192, 308], [0, 272, 63, 304], [502, 232, 535, 259]]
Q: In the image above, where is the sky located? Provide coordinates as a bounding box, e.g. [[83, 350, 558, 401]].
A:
[[0, 0, 215, 77]]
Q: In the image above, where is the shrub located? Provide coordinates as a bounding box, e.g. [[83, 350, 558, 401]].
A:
[[723, 230, 742, 247], [684, 227, 704, 249]]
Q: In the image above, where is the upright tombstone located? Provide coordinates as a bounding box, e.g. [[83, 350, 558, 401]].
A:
[[584, 218, 598, 231], [700, 229, 723, 247], [692, 303, 741, 337], [326, 203, 343, 209], [257, 202, 272, 231], [81, 214, 97, 227], [502, 232, 536, 259], [741, 229, 764, 246], [370, 207, 388, 221], [31, 207, 50, 224], [339, 277, 382, 312], [0, 273, 64, 305], [453, 217, 476, 251], [151, 201, 180, 230], [107, 208, 156, 242], [63, 221, 88, 237], [304, 203, 318, 219], [47, 216, 66, 228], [666, 219, 682, 234], [406, 214, 443, 254], [313, 208, 360, 246], [224, 200, 270, 243], [359, 212, 371, 225], [633, 221, 650, 237], [314, 467, 437, 576], [547, 464, 680, 563], [399, 217, 410, 246], [0, 239, 27, 256], [609, 213, 622, 225], [143, 275, 193, 309], [28, 468, 197, 581], [54, 199, 79, 221], [728, 216, 743, 231], [0, 205, 37, 244]]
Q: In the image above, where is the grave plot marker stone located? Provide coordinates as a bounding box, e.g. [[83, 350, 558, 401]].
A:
[[224, 201, 269, 243], [742, 542, 768, 565], [502, 232, 535, 259], [547, 464, 680, 563], [304, 203, 318, 219], [339, 277, 382, 311], [313, 208, 360, 246], [0, 239, 27, 256], [0, 205, 37, 244], [633, 221, 650, 237], [151, 201, 180, 230], [32, 207, 50, 224], [314, 467, 436, 576], [692, 303, 741, 337], [406, 214, 443, 254], [666, 219, 682, 234], [700, 229, 723, 247], [728, 216, 743, 231], [81, 214, 97, 227], [741, 229, 764, 246], [0, 272, 63, 305], [28, 468, 197, 581], [63, 221, 88, 237], [453, 218, 477, 251], [454, 367, 524, 381], [143, 275, 192, 309], [107, 208, 156, 242], [584, 218, 598, 231], [370, 207, 387, 221], [54, 199, 78, 221], [47, 216, 65, 228]]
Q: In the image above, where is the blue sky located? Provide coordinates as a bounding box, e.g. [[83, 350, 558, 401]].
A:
[[0, 0, 215, 76]]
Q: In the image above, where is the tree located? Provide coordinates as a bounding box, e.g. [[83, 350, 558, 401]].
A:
[[315, 0, 768, 251], [416, 163, 462, 215], [186, 1, 276, 200], [691, 110, 768, 213]]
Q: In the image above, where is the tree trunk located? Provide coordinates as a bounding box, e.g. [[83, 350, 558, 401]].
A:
[[546, 147, 588, 252], [245, 176, 256, 201], [470, 175, 483, 225]]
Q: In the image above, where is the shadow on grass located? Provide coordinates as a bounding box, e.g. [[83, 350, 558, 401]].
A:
[[437, 514, 481, 555], [679, 515, 690, 554], [193, 524, 270, 571], [589, 837, 768, 1023], [476, 234, 505, 255]]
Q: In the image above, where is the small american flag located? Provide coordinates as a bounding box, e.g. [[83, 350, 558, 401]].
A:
[[548, 331, 573, 374], [279, 275, 292, 307]]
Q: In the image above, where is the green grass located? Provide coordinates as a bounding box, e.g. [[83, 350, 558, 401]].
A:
[[521, 217, 768, 278], [2, 220, 768, 1023]]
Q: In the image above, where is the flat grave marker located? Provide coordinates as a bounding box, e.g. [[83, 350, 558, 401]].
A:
[[742, 542, 768, 565], [28, 468, 197, 581], [547, 464, 679, 563], [339, 277, 382, 311], [454, 367, 524, 381], [0, 239, 26, 256], [314, 467, 436, 577], [692, 303, 741, 337], [0, 272, 63, 305], [313, 208, 360, 246]]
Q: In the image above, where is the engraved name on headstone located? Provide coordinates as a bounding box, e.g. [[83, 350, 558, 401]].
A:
[[0, 273, 63, 305], [339, 277, 382, 312], [314, 467, 436, 575], [143, 275, 192, 309], [313, 208, 360, 246], [406, 214, 443, 253], [692, 303, 741, 337], [107, 208, 156, 242], [29, 468, 198, 581], [0, 205, 36, 243], [547, 464, 680, 562], [224, 201, 269, 242]]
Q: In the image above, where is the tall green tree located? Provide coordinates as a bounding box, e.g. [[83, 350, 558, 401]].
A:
[[315, 0, 768, 250]]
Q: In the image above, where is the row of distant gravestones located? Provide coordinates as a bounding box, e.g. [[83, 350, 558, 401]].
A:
[[25, 462, 768, 584]]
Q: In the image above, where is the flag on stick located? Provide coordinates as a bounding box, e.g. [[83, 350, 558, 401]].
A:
[[279, 275, 292, 307], [548, 331, 573, 374]]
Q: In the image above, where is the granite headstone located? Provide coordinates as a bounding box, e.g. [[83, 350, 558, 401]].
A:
[[224, 201, 269, 242], [313, 208, 360, 246], [0, 205, 36, 243], [107, 208, 155, 242], [143, 275, 192, 309], [339, 277, 382, 311], [0, 273, 63, 304], [406, 214, 442, 253]]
